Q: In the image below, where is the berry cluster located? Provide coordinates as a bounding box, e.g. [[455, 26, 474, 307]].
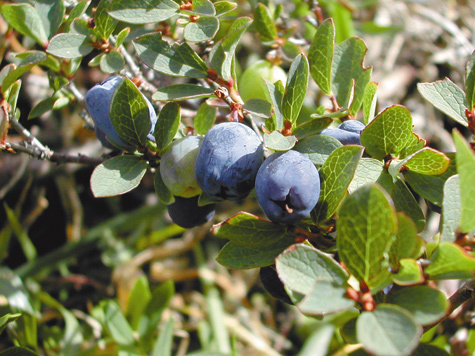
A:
[[86, 76, 366, 228]]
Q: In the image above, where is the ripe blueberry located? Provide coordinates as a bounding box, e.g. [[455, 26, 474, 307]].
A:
[[195, 122, 264, 201], [338, 120, 366, 134], [320, 128, 362, 145], [255, 150, 320, 224], [167, 195, 216, 228]]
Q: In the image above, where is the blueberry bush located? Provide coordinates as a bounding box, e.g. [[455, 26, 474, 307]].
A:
[[0, 0, 475, 355]]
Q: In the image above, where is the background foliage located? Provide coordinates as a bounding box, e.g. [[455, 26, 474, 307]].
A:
[[0, 0, 475, 355]]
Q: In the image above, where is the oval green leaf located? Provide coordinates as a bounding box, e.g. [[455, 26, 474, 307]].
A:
[[108, 0, 179, 24], [337, 184, 396, 290], [361, 105, 413, 160], [387, 285, 449, 325], [357, 304, 421, 356], [47, 33, 93, 59], [134, 33, 209, 78], [184, 16, 220, 42], [91, 156, 148, 198], [276, 243, 348, 296], [282, 54, 309, 125], [312, 145, 363, 223], [263, 131, 297, 151]]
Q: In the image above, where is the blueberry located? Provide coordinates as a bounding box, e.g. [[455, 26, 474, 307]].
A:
[[167, 195, 216, 228], [259, 266, 293, 305], [255, 150, 320, 224], [160, 136, 203, 198], [195, 122, 264, 201], [338, 120, 365, 135], [85, 76, 157, 151], [320, 128, 361, 145]]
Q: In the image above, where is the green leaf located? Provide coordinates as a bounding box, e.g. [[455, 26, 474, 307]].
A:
[[263, 79, 284, 131], [154, 102, 181, 151], [363, 81, 378, 124], [299, 324, 336, 356], [91, 156, 148, 198], [292, 117, 332, 140], [282, 54, 309, 125], [0, 268, 34, 314], [360, 105, 413, 160], [294, 134, 342, 166], [243, 99, 273, 118], [108, 0, 179, 24], [153, 84, 215, 101], [276, 243, 348, 296], [0, 313, 22, 335], [263, 131, 297, 151], [154, 170, 173, 205], [357, 304, 421, 356], [308, 18, 334, 96], [182, 0, 215, 15], [46, 33, 93, 59], [138, 281, 175, 348], [400, 132, 426, 158], [0, 64, 15, 90], [326, 0, 354, 43], [110, 77, 152, 147], [440, 175, 460, 243], [391, 258, 424, 286], [194, 102, 216, 135], [398, 147, 450, 175], [5, 80, 21, 113], [32, 0, 65, 39], [281, 40, 301, 60], [151, 316, 175, 356], [184, 16, 220, 42], [331, 37, 372, 114], [116, 27, 130, 47], [425, 242, 475, 280], [209, 17, 252, 81], [100, 50, 125, 73], [95, 0, 118, 39], [348, 158, 384, 193], [134, 33, 208, 78], [392, 178, 425, 232], [0, 4, 48, 46], [337, 184, 396, 290], [0, 347, 40, 356], [389, 213, 423, 267], [28, 97, 56, 119], [465, 50, 475, 110], [386, 285, 449, 326], [213, 212, 296, 269], [65, 1, 91, 31], [214, 1, 237, 16], [126, 276, 152, 330], [254, 3, 277, 42], [298, 280, 354, 316], [312, 145, 363, 223], [4, 204, 37, 262], [38, 291, 84, 351], [102, 300, 136, 347], [453, 130, 475, 233], [1, 51, 46, 94], [417, 78, 468, 127], [403, 153, 456, 207]]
